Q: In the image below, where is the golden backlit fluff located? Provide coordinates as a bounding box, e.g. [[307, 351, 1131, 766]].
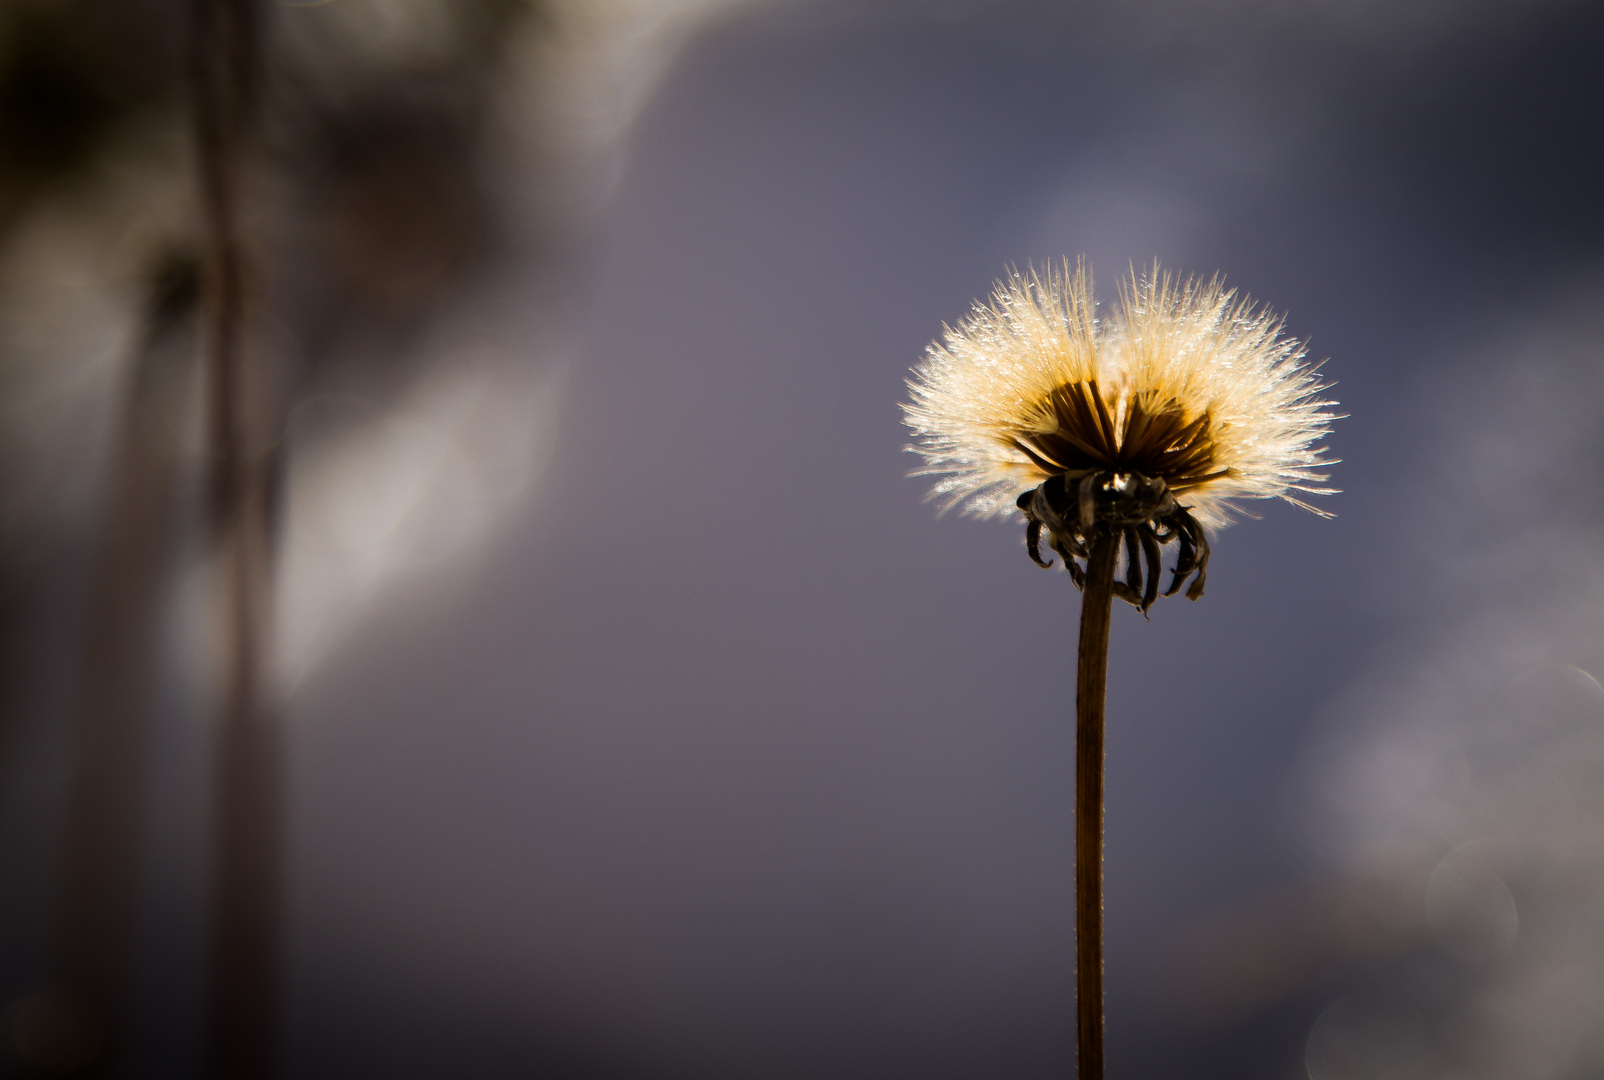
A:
[[903, 261, 1338, 533]]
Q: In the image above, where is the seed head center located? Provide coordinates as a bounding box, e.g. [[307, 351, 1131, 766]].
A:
[[1012, 381, 1227, 494]]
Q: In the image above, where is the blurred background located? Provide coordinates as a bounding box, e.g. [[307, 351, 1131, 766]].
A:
[[2, 0, 1604, 1076]]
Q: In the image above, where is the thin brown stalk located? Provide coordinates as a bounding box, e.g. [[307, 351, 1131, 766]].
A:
[[51, 258, 199, 1076], [191, 0, 279, 1076], [1075, 532, 1118, 1080]]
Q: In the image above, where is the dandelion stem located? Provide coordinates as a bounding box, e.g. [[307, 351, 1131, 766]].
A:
[[192, 0, 279, 1076], [1075, 531, 1117, 1080]]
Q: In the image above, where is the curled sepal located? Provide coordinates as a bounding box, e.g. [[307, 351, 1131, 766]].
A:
[[1017, 469, 1211, 610]]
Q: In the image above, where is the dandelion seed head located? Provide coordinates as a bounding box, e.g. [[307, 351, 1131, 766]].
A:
[[903, 260, 1337, 533]]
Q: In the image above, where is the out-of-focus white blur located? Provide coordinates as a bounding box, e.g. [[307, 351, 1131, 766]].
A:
[[276, 350, 565, 686], [1296, 281, 1604, 1078]]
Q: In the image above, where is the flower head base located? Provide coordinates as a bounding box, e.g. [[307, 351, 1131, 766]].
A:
[[904, 261, 1337, 609], [1017, 467, 1211, 609]]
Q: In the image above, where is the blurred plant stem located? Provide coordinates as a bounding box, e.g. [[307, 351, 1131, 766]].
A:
[[49, 256, 199, 1078], [192, 0, 280, 1077], [1075, 533, 1116, 1080]]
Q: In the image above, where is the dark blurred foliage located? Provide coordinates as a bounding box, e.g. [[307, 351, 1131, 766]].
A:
[[0, 0, 544, 1075], [270, 0, 534, 379], [0, 0, 185, 213], [0, 0, 541, 721], [0, 0, 187, 740]]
